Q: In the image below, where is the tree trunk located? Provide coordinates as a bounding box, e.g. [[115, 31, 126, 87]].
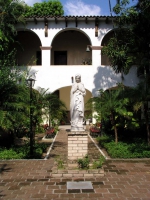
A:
[[146, 122, 150, 146], [114, 124, 118, 143], [111, 112, 118, 143], [144, 103, 150, 145], [49, 112, 51, 128]]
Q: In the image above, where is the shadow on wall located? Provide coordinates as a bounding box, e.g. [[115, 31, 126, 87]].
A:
[[92, 66, 139, 96]]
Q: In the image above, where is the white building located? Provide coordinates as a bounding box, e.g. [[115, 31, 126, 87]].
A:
[[15, 16, 139, 123]]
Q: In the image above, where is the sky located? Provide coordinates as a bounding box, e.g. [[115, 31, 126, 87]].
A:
[[24, 0, 138, 16]]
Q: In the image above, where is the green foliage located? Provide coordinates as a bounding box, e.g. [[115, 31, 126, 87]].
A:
[[0, 0, 26, 53], [0, 67, 66, 139], [43, 93, 67, 126], [0, 148, 24, 159], [89, 86, 134, 143], [53, 125, 59, 133], [20, 87, 67, 135], [97, 135, 112, 147], [0, 1, 28, 135], [97, 87, 129, 119], [0, 66, 29, 132], [77, 155, 90, 169], [24, 0, 64, 17], [102, 0, 150, 75], [0, 143, 48, 159], [55, 156, 64, 169], [102, 32, 135, 74], [96, 0, 150, 144], [92, 155, 105, 169], [113, 0, 130, 14], [31, 88, 48, 131], [126, 79, 150, 145], [97, 137, 150, 158]]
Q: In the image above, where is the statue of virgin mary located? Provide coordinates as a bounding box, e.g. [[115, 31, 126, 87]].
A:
[[70, 74, 86, 131]]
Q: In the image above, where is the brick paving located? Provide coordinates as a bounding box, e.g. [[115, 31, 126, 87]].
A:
[[0, 128, 150, 199]]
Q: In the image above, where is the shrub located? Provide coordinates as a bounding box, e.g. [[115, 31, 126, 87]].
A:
[[0, 148, 24, 159], [92, 155, 105, 169], [77, 155, 90, 169], [0, 143, 49, 159], [55, 157, 64, 169], [96, 135, 112, 147], [104, 142, 130, 158], [101, 140, 150, 158]]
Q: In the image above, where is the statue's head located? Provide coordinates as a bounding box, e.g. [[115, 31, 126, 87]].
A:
[[75, 74, 81, 83]]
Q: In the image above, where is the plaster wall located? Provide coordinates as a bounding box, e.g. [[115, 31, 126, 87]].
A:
[[16, 19, 139, 97], [16, 20, 113, 47], [29, 65, 93, 93], [28, 64, 139, 98]]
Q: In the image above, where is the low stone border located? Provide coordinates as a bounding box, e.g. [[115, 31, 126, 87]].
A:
[[43, 132, 58, 160], [42, 135, 54, 141], [51, 162, 105, 177], [88, 133, 109, 160], [51, 168, 104, 177]]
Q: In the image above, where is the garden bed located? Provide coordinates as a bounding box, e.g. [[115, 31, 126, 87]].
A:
[[90, 128, 100, 137], [0, 133, 52, 159], [96, 135, 150, 159]]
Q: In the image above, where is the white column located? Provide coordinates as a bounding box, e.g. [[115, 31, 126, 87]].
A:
[[91, 46, 102, 67], [91, 46, 102, 124], [91, 46, 102, 97], [40, 46, 52, 67]]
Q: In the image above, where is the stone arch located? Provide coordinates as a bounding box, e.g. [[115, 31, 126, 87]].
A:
[[51, 28, 92, 65], [101, 29, 116, 66], [51, 28, 92, 45], [14, 29, 42, 66]]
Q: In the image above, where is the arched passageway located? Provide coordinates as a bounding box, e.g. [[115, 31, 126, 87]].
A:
[[101, 30, 115, 66], [51, 29, 92, 65], [14, 30, 42, 66]]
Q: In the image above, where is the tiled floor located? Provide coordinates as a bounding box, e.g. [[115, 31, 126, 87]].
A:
[[0, 127, 150, 200]]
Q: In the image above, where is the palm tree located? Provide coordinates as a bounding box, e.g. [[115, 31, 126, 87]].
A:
[[43, 93, 67, 127], [130, 78, 150, 145], [89, 86, 130, 143], [29, 88, 67, 130], [0, 67, 29, 144]]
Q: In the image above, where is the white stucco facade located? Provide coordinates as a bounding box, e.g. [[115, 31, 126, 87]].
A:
[[15, 16, 139, 112]]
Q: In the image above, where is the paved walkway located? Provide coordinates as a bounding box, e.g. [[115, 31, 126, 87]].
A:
[[0, 127, 150, 199]]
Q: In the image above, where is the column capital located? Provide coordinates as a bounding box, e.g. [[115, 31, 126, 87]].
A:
[[91, 46, 103, 50], [40, 46, 52, 50]]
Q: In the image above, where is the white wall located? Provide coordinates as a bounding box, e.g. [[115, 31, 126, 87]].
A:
[[16, 18, 139, 97], [29, 65, 93, 93]]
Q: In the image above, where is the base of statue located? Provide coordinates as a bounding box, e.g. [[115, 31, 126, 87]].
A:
[[70, 121, 85, 132], [68, 131, 88, 160], [71, 126, 85, 132]]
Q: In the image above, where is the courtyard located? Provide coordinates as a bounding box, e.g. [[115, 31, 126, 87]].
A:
[[0, 127, 150, 200]]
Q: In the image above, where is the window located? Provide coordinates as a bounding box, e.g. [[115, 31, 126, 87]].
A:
[[54, 51, 67, 65]]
